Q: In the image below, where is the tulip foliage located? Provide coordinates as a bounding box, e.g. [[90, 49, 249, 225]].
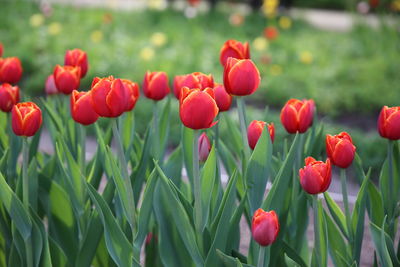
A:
[[0, 41, 399, 267]]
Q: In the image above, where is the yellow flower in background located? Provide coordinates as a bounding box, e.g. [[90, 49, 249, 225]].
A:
[[270, 64, 282, 76], [148, 0, 165, 10], [299, 51, 313, 64], [279, 16, 292, 29], [253, 37, 269, 51], [392, 0, 400, 11], [91, 30, 104, 43], [262, 0, 279, 17], [29, 14, 44, 27], [150, 32, 167, 47], [47, 22, 62, 35], [140, 47, 155, 61]]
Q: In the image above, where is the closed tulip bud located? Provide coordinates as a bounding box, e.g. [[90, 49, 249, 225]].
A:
[[0, 43, 3, 57], [223, 57, 260, 96], [12, 102, 42, 137], [247, 120, 275, 150], [213, 84, 232, 112], [299, 157, 331, 195], [173, 72, 214, 99], [122, 79, 140, 111], [219, 39, 250, 66], [326, 132, 356, 168], [53, 65, 81, 94], [0, 83, 20, 112], [0, 57, 23, 84], [198, 133, 211, 162], [251, 209, 279, 246], [143, 71, 170, 101], [91, 76, 129, 118], [378, 106, 400, 140], [280, 98, 315, 134], [180, 87, 219, 130], [45, 74, 58, 95], [64, 49, 89, 78], [70, 90, 99, 125]]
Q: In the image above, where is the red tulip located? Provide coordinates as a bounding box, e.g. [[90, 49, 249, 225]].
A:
[[64, 49, 89, 78], [280, 99, 315, 134], [247, 120, 275, 150], [0, 57, 23, 84], [173, 72, 214, 99], [12, 102, 42, 137], [53, 65, 81, 95], [0, 83, 20, 112], [0, 43, 3, 57], [264, 26, 279, 40], [251, 208, 279, 247], [299, 157, 331, 195], [326, 132, 356, 168], [213, 84, 232, 112], [198, 133, 211, 162], [378, 106, 400, 140], [70, 90, 99, 125], [143, 71, 170, 101], [91, 76, 129, 118], [122, 79, 140, 111], [223, 57, 260, 96], [219, 39, 250, 66], [45, 74, 58, 95], [179, 87, 219, 129]]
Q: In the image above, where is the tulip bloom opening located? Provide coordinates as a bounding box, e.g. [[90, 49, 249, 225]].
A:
[[326, 132, 356, 168], [143, 71, 170, 101], [173, 72, 214, 99], [0, 83, 20, 112], [179, 87, 219, 130], [223, 57, 260, 96], [213, 84, 232, 112], [299, 157, 331, 195], [378, 106, 400, 140], [64, 49, 89, 78], [219, 39, 250, 66], [247, 120, 275, 150], [251, 209, 280, 247], [12, 102, 42, 137], [70, 90, 99, 125], [198, 133, 211, 162], [53, 65, 81, 95], [280, 98, 315, 134], [0, 57, 23, 84]]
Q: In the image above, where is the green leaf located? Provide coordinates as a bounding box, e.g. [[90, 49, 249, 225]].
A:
[[182, 127, 194, 189], [200, 145, 217, 231], [162, 145, 183, 186], [312, 198, 328, 267], [323, 192, 348, 238], [159, 97, 171, 159], [281, 241, 308, 267], [216, 249, 254, 267], [366, 180, 385, 226], [369, 219, 394, 267]]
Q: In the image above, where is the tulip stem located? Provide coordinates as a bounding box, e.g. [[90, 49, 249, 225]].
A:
[[257, 246, 268, 267], [22, 137, 33, 267], [340, 168, 352, 241], [79, 124, 86, 175], [313, 195, 323, 267], [214, 113, 220, 151], [237, 97, 250, 160], [387, 140, 395, 237], [192, 130, 203, 249], [153, 101, 160, 161]]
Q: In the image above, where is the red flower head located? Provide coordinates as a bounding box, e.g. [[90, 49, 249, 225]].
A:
[[91, 76, 129, 118], [0, 83, 20, 112], [280, 99, 315, 134], [143, 71, 170, 101], [198, 132, 211, 162], [219, 39, 250, 66], [213, 83, 232, 112], [12, 102, 42, 137], [179, 87, 219, 130], [45, 74, 58, 95], [247, 120, 275, 150], [299, 157, 332, 195], [0, 57, 23, 84], [251, 209, 280, 246], [223, 57, 260, 96], [70, 90, 99, 125], [122, 79, 140, 111], [264, 26, 279, 40], [326, 132, 356, 168], [378, 106, 400, 140], [53, 65, 81, 95], [173, 72, 214, 99], [64, 49, 89, 78]]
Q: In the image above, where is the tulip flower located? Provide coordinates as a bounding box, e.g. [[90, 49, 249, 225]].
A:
[[143, 71, 170, 101], [122, 79, 140, 111], [223, 57, 260, 96], [45, 74, 58, 95], [213, 84, 232, 112], [280, 98, 315, 134], [326, 132, 356, 168], [198, 133, 211, 162], [299, 157, 331, 195], [251, 208, 279, 246], [173, 72, 214, 99], [53, 65, 81, 94], [247, 120, 275, 150], [64, 48, 89, 78], [179, 87, 218, 130], [0, 57, 23, 84], [70, 90, 99, 125], [0, 43, 3, 57], [12, 102, 42, 137], [91, 76, 129, 118], [219, 39, 250, 66], [0, 83, 20, 112], [378, 106, 400, 140]]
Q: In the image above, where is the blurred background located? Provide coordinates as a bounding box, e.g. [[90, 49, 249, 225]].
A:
[[0, 0, 399, 174]]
